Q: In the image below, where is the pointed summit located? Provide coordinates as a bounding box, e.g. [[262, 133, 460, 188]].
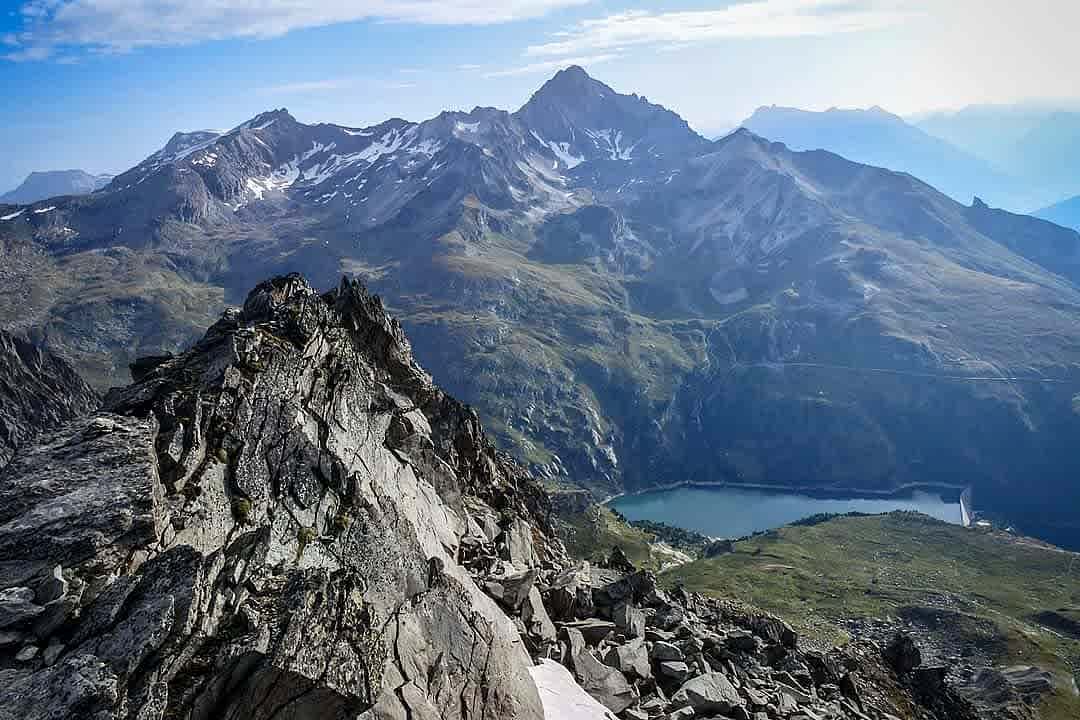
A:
[[515, 66, 708, 167]]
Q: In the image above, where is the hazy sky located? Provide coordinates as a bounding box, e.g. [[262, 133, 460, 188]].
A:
[[1, 0, 1078, 191]]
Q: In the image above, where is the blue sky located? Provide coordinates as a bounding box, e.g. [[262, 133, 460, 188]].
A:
[[1, 0, 1077, 192]]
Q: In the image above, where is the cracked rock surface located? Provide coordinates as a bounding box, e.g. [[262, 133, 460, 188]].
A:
[[0, 275, 549, 720]]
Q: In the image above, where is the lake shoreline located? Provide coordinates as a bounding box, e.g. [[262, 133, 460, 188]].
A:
[[601, 480, 968, 506], [607, 483, 965, 540]]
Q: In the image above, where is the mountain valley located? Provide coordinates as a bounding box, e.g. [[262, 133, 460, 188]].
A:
[[2, 67, 1080, 550]]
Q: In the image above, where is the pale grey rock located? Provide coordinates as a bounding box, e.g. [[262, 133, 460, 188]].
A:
[[0, 588, 43, 629], [41, 640, 63, 667], [0, 276, 548, 720], [14, 644, 39, 663], [671, 672, 743, 715], [504, 517, 540, 568], [497, 568, 537, 610], [571, 649, 637, 714], [562, 618, 616, 646], [603, 637, 650, 681], [613, 602, 645, 639], [522, 586, 557, 644]]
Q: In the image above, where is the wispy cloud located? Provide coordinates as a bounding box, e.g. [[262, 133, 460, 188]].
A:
[[258, 78, 355, 95], [258, 76, 422, 95], [3, 0, 591, 61], [525, 0, 914, 58], [483, 53, 620, 78]]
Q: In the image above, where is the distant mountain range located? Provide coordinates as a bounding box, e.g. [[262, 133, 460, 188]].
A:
[[739, 105, 1022, 208], [3, 66, 1080, 548], [0, 169, 113, 204], [1036, 195, 1080, 231], [914, 104, 1080, 209]]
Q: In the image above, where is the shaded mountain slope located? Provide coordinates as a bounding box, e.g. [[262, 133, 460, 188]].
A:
[[740, 105, 1021, 208], [2, 67, 1080, 547], [0, 273, 991, 720], [0, 330, 98, 466]]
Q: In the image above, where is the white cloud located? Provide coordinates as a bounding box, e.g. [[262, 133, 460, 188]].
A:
[[258, 78, 356, 95], [525, 0, 914, 58], [3, 0, 591, 61], [483, 53, 620, 78]]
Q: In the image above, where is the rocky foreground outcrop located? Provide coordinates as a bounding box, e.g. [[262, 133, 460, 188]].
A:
[[0, 275, 983, 720], [0, 329, 98, 467], [0, 275, 551, 719]]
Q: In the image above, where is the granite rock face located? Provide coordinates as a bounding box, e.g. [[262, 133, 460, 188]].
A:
[[0, 330, 98, 467], [0, 275, 549, 720]]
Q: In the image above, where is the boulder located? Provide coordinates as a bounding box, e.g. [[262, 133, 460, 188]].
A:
[[0, 588, 44, 629], [883, 633, 922, 675], [496, 568, 537, 610], [603, 638, 651, 680], [546, 564, 592, 620], [613, 602, 646, 639], [726, 629, 761, 653], [650, 640, 684, 662], [562, 619, 617, 646], [573, 649, 637, 714], [528, 659, 619, 720], [670, 672, 743, 715], [522, 586, 557, 644], [658, 660, 690, 682]]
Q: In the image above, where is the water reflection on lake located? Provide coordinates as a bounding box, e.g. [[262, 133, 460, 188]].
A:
[[610, 486, 961, 539]]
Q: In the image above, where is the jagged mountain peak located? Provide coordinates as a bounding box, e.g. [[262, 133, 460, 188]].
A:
[[515, 66, 708, 168], [526, 64, 611, 102], [235, 107, 298, 131]]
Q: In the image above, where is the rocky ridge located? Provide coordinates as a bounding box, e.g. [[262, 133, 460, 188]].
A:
[[0, 329, 99, 466], [0, 274, 991, 720]]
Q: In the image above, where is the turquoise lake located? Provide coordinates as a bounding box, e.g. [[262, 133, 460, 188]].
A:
[[609, 486, 962, 539]]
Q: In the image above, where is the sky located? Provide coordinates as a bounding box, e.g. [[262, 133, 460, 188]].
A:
[[1, 0, 1078, 192]]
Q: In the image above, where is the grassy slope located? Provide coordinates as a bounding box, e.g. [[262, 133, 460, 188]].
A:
[[663, 513, 1080, 719], [558, 505, 694, 572]]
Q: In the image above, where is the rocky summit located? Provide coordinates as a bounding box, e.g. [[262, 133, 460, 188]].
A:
[[0, 274, 994, 720]]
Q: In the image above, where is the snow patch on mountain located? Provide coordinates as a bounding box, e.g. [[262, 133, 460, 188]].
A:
[[1, 209, 25, 221], [530, 131, 584, 170], [585, 128, 637, 160]]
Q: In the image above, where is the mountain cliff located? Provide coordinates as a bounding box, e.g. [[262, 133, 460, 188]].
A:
[[2, 68, 1080, 548], [0, 330, 98, 466], [0, 274, 994, 720]]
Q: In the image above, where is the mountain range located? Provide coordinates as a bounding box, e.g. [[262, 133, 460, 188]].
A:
[[2, 65, 1080, 548], [1036, 195, 1080, 231], [0, 169, 112, 205], [914, 104, 1080, 208], [739, 105, 1023, 208]]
